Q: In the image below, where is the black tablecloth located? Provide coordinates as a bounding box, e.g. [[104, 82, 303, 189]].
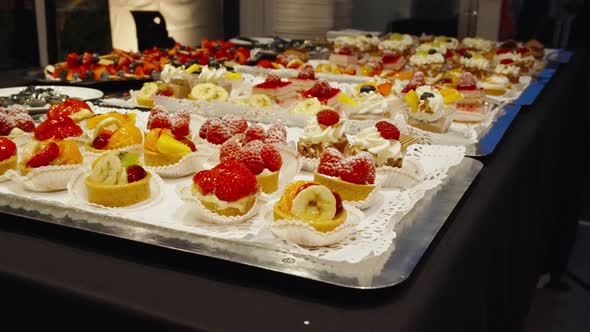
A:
[[0, 52, 587, 331]]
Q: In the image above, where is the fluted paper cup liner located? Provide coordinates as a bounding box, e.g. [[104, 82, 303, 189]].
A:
[[178, 186, 260, 225], [68, 170, 164, 211], [6, 164, 83, 192], [376, 157, 424, 188], [346, 183, 383, 210], [266, 203, 363, 247], [145, 151, 210, 178], [274, 144, 302, 190]]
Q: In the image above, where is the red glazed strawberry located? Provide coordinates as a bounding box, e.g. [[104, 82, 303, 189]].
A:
[[34, 116, 81, 141], [206, 120, 232, 145], [214, 160, 258, 201], [222, 114, 248, 135], [63, 99, 90, 111], [260, 144, 282, 172], [25, 142, 60, 168], [375, 121, 400, 140], [243, 125, 265, 144], [219, 140, 241, 162], [237, 147, 265, 175], [316, 109, 340, 127], [126, 165, 147, 183], [193, 169, 219, 195], [338, 152, 374, 185], [318, 148, 343, 177], [0, 137, 16, 161], [500, 59, 514, 65]]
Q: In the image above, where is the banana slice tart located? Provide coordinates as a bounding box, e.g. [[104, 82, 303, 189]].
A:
[[188, 83, 229, 102], [85, 151, 151, 207]]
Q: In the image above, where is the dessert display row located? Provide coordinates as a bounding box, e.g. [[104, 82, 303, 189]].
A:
[[0, 100, 464, 262]]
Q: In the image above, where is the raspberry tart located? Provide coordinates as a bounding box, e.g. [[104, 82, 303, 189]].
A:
[[85, 151, 151, 207], [197, 114, 250, 146], [313, 148, 376, 203], [0, 105, 36, 144], [302, 80, 341, 109], [191, 160, 259, 219]]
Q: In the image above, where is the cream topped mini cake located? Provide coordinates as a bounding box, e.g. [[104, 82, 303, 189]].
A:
[[252, 73, 297, 104], [378, 33, 415, 55], [404, 85, 457, 133], [494, 59, 521, 83], [288, 64, 318, 92], [461, 37, 495, 53], [458, 51, 491, 79], [345, 121, 403, 167], [479, 74, 511, 96], [329, 45, 358, 67], [297, 108, 347, 159], [380, 51, 406, 71], [454, 73, 487, 122], [409, 49, 445, 77]]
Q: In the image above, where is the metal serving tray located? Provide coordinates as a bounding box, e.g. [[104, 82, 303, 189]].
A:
[[467, 103, 521, 156], [0, 158, 482, 289]]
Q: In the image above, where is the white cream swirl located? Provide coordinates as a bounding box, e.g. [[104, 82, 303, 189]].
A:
[[160, 64, 191, 83], [459, 56, 490, 70], [495, 64, 520, 77], [348, 127, 402, 165], [334, 35, 379, 52], [408, 86, 445, 122], [193, 189, 253, 212], [462, 37, 494, 51], [416, 42, 448, 55], [300, 117, 345, 145], [409, 53, 444, 66], [378, 34, 414, 52], [197, 66, 228, 83]]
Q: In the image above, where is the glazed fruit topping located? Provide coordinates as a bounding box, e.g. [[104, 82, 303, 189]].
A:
[[457, 72, 477, 90], [318, 148, 376, 185], [333, 192, 343, 215], [126, 165, 147, 183], [381, 51, 401, 64], [35, 116, 82, 141], [26, 142, 60, 168], [496, 48, 511, 55], [265, 73, 282, 85], [375, 121, 400, 140], [174, 135, 197, 152], [377, 82, 393, 96], [310, 80, 332, 97], [0, 137, 16, 161], [463, 52, 472, 59], [500, 59, 514, 65], [359, 85, 376, 94], [193, 160, 258, 201], [297, 64, 316, 80], [92, 132, 112, 150], [316, 109, 340, 127], [336, 45, 353, 55], [402, 71, 426, 93]]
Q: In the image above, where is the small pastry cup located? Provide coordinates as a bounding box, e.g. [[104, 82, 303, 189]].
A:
[[268, 203, 362, 247], [0, 155, 17, 180], [85, 172, 152, 207], [257, 170, 279, 194], [179, 186, 260, 225], [376, 157, 424, 188], [144, 150, 209, 178], [313, 172, 375, 202]]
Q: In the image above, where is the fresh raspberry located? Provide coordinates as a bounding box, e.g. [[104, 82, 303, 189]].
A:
[[7, 104, 27, 117], [13, 113, 35, 132], [402, 71, 426, 93], [171, 115, 190, 137], [237, 147, 265, 175], [297, 64, 316, 79], [219, 140, 241, 162], [317, 148, 343, 177], [199, 118, 215, 139], [310, 80, 332, 97], [25, 142, 60, 168], [244, 139, 264, 153], [265, 122, 287, 144], [214, 160, 258, 201], [0, 137, 16, 161], [243, 125, 265, 144], [147, 109, 172, 130], [316, 109, 340, 127], [338, 152, 374, 185], [260, 144, 282, 172], [0, 112, 14, 135], [265, 73, 281, 85], [205, 119, 231, 145], [175, 109, 191, 121], [222, 114, 248, 135], [375, 121, 400, 140], [267, 121, 287, 138], [457, 72, 477, 89], [192, 169, 219, 195], [500, 59, 514, 65]]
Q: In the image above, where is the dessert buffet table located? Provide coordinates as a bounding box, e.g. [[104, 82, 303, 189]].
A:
[[0, 50, 586, 331]]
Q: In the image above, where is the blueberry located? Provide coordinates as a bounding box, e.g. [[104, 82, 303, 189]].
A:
[[72, 72, 81, 80], [464, 52, 472, 59], [172, 60, 182, 67], [209, 60, 220, 68], [117, 70, 125, 77], [92, 53, 100, 63], [100, 71, 109, 80], [428, 49, 437, 54], [209, 56, 215, 62], [214, 44, 221, 51], [359, 85, 376, 94], [85, 70, 94, 80], [128, 62, 137, 71], [59, 69, 68, 80], [420, 92, 435, 100]]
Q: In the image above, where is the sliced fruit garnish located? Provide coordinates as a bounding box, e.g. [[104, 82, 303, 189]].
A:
[[377, 82, 393, 96], [26, 142, 60, 168], [404, 90, 419, 112], [126, 165, 147, 183], [155, 134, 192, 155], [105, 125, 142, 149], [439, 88, 464, 104], [290, 185, 337, 222], [86, 112, 136, 129], [53, 140, 83, 165], [336, 93, 357, 106]]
